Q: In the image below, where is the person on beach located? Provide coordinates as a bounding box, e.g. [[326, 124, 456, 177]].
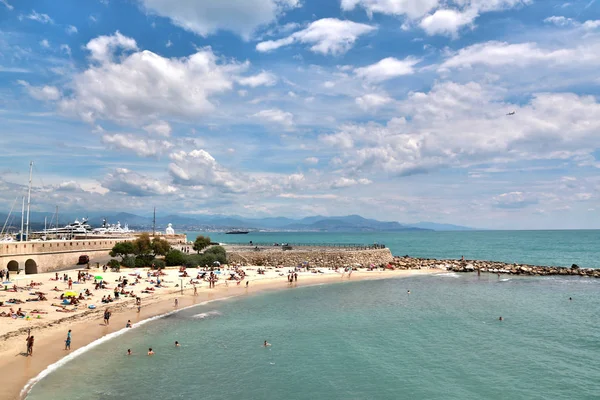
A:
[[65, 329, 72, 350], [148, 348, 154, 355], [193, 285, 198, 296], [126, 320, 132, 328], [174, 298, 178, 307], [246, 281, 249, 288], [68, 278, 73, 290], [26, 334, 34, 356], [175, 341, 180, 347], [264, 340, 271, 347], [103, 309, 111, 325]]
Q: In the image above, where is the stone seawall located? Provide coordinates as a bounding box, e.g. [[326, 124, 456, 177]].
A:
[[389, 256, 600, 278], [227, 247, 394, 268]]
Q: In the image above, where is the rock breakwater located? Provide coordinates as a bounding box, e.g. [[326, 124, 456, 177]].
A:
[[390, 256, 600, 278]]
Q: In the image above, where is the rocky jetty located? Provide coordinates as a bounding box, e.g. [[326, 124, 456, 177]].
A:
[[389, 256, 600, 278]]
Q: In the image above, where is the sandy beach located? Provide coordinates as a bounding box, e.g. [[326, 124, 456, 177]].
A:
[[0, 265, 440, 399]]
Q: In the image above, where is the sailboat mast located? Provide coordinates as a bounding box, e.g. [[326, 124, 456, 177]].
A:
[[25, 161, 33, 241], [20, 197, 25, 241]]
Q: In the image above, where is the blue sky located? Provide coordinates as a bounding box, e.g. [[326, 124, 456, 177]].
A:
[[1, 0, 600, 229]]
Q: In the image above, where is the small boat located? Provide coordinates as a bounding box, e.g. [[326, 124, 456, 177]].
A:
[[226, 230, 250, 234]]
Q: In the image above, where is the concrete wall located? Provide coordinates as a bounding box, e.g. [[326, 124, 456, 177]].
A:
[[0, 238, 132, 274], [227, 248, 394, 268]]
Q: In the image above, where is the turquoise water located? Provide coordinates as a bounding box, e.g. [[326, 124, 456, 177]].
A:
[[27, 274, 600, 399], [187, 231, 600, 268]]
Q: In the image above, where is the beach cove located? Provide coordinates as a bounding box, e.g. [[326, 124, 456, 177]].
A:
[[0, 264, 438, 400]]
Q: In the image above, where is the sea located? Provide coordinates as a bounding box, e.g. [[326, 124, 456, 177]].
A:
[[189, 230, 600, 269], [25, 231, 600, 399]]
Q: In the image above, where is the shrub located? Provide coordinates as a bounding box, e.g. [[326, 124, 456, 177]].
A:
[[152, 259, 166, 269], [121, 255, 135, 268], [165, 250, 186, 267], [135, 255, 155, 268], [108, 259, 120, 269]]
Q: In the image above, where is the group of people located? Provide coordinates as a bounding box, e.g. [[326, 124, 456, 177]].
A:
[[127, 341, 181, 356], [0, 268, 11, 281]]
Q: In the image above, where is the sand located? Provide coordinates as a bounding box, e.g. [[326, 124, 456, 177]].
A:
[[0, 265, 441, 399]]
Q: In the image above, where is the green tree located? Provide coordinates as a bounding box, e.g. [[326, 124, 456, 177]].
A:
[[109, 241, 135, 261], [107, 259, 120, 269], [133, 233, 152, 257], [165, 250, 186, 266], [151, 237, 171, 256], [193, 235, 211, 254], [121, 255, 135, 268], [204, 246, 227, 263]]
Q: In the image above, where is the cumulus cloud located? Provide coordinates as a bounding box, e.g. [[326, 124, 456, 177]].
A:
[[355, 93, 393, 110], [330, 177, 372, 188], [419, 8, 477, 36], [252, 108, 294, 129], [103, 168, 177, 196], [341, 0, 439, 19], [256, 18, 376, 55], [237, 71, 277, 87], [66, 25, 78, 34], [354, 57, 419, 82], [492, 191, 538, 209], [544, 16, 576, 27], [439, 40, 600, 70], [102, 134, 173, 157], [17, 80, 61, 101], [58, 32, 245, 124], [304, 157, 319, 165], [319, 81, 600, 176], [168, 149, 249, 193], [137, 0, 300, 39], [143, 120, 172, 137]]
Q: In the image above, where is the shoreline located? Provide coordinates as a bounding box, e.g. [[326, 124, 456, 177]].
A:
[[0, 268, 439, 400]]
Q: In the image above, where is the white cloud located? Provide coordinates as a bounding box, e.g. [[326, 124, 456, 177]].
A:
[[439, 40, 600, 70], [17, 80, 61, 101], [341, 0, 440, 19], [103, 168, 177, 196], [66, 25, 78, 34], [101, 134, 173, 157], [256, 18, 376, 55], [137, 0, 300, 39], [237, 71, 277, 87], [330, 177, 372, 188], [419, 8, 477, 36], [582, 19, 600, 30], [168, 149, 249, 193], [252, 108, 294, 129], [85, 31, 138, 63], [1, 0, 13, 10], [319, 81, 600, 177], [354, 57, 419, 82], [40, 39, 50, 48], [60, 44, 71, 56], [143, 120, 172, 137], [166, 40, 173, 48], [356, 93, 393, 110], [304, 157, 319, 165], [278, 193, 337, 199], [319, 131, 354, 149], [58, 32, 245, 125], [25, 10, 53, 24], [493, 191, 537, 209], [544, 16, 575, 26]]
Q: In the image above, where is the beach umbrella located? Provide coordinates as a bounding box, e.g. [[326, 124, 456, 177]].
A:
[[95, 275, 103, 280], [64, 291, 78, 297], [213, 261, 221, 266]]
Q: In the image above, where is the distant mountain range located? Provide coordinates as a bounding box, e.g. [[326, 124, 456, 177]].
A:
[[0, 211, 474, 232]]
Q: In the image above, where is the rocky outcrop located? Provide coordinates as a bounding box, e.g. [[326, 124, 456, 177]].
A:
[[388, 256, 600, 278]]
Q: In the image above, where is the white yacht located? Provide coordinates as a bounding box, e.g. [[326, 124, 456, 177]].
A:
[[33, 218, 93, 236], [92, 219, 135, 235]]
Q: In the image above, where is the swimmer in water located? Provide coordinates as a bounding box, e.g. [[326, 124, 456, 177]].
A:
[[175, 341, 180, 347], [264, 340, 271, 347], [569, 297, 572, 301], [148, 348, 154, 355], [127, 349, 132, 355], [499, 316, 503, 321], [407, 290, 411, 295]]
